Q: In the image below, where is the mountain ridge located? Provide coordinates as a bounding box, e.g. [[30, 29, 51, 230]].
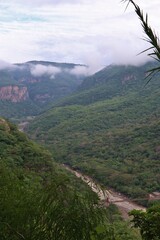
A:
[[54, 61, 159, 107]]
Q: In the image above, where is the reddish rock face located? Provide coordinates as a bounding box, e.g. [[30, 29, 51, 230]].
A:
[[0, 85, 29, 102]]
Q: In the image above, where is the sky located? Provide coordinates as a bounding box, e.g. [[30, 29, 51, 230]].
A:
[[0, 0, 159, 73]]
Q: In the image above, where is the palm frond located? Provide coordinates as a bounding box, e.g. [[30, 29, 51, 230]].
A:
[[122, 0, 160, 82]]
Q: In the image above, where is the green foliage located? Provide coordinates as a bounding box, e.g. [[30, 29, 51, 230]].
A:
[[129, 204, 160, 240], [31, 178, 104, 240], [0, 163, 41, 240], [0, 118, 53, 173], [0, 161, 140, 240], [0, 100, 41, 119], [91, 220, 141, 240]]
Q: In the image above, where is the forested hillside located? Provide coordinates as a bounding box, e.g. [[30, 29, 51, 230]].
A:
[[0, 117, 140, 239], [27, 61, 160, 203], [55, 61, 159, 106]]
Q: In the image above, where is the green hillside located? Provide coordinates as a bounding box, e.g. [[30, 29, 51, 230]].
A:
[[0, 100, 41, 119], [27, 62, 160, 203], [0, 117, 140, 239], [55, 61, 159, 107]]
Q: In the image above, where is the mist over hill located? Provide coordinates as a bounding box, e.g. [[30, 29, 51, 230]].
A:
[[0, 60, 87, 118], [55, 61, 159, 107]]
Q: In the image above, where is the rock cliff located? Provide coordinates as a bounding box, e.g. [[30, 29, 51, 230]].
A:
[[0, 85, 29, 103]]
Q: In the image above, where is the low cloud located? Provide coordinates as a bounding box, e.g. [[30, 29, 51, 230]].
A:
[[70, 66, 89, 76], [0, 60, 17, 70], [69, 63, 103, 77], [30, 64, 93, 78], [30, 64, 61, 78]]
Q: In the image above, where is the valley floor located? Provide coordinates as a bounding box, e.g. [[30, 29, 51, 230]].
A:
[[64, 164, 146, 219]]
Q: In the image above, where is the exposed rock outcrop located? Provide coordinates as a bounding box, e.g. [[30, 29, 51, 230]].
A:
[[0, 85, 29, 103]]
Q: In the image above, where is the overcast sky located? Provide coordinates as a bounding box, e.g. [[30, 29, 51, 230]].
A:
[[0, 0, 159, 72]]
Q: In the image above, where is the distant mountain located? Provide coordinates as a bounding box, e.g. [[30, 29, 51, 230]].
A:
[[27, 61, 160, 203], [0, 60, 87, 118], [55, 61, 159, 106]]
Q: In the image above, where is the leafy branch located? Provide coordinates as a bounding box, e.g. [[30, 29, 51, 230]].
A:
[[122, 0, 160, 82]]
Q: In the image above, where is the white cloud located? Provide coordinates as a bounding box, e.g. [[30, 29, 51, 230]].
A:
[[0, 60, 17, 70], [7, 0, 85, 6], [30, 64, 61, 78], [0, 0, 159, 69], [70, 66, 88, 76]]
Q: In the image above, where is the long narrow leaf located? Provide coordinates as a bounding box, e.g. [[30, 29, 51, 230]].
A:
[[122, 0, 160, 82]]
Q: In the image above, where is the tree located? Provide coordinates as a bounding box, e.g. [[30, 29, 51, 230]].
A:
[[0, 162, 105, 240], [129, 204, 160, 240]]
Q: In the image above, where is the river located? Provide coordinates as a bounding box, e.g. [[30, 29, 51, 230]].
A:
[[63, 165, 146, 219]]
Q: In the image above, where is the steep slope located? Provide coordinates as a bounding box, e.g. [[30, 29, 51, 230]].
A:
[[0, 117, 53, 172], [56, 61, 158, 106], [0, 61, 86, 118], [27, 61, 160, 203]]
